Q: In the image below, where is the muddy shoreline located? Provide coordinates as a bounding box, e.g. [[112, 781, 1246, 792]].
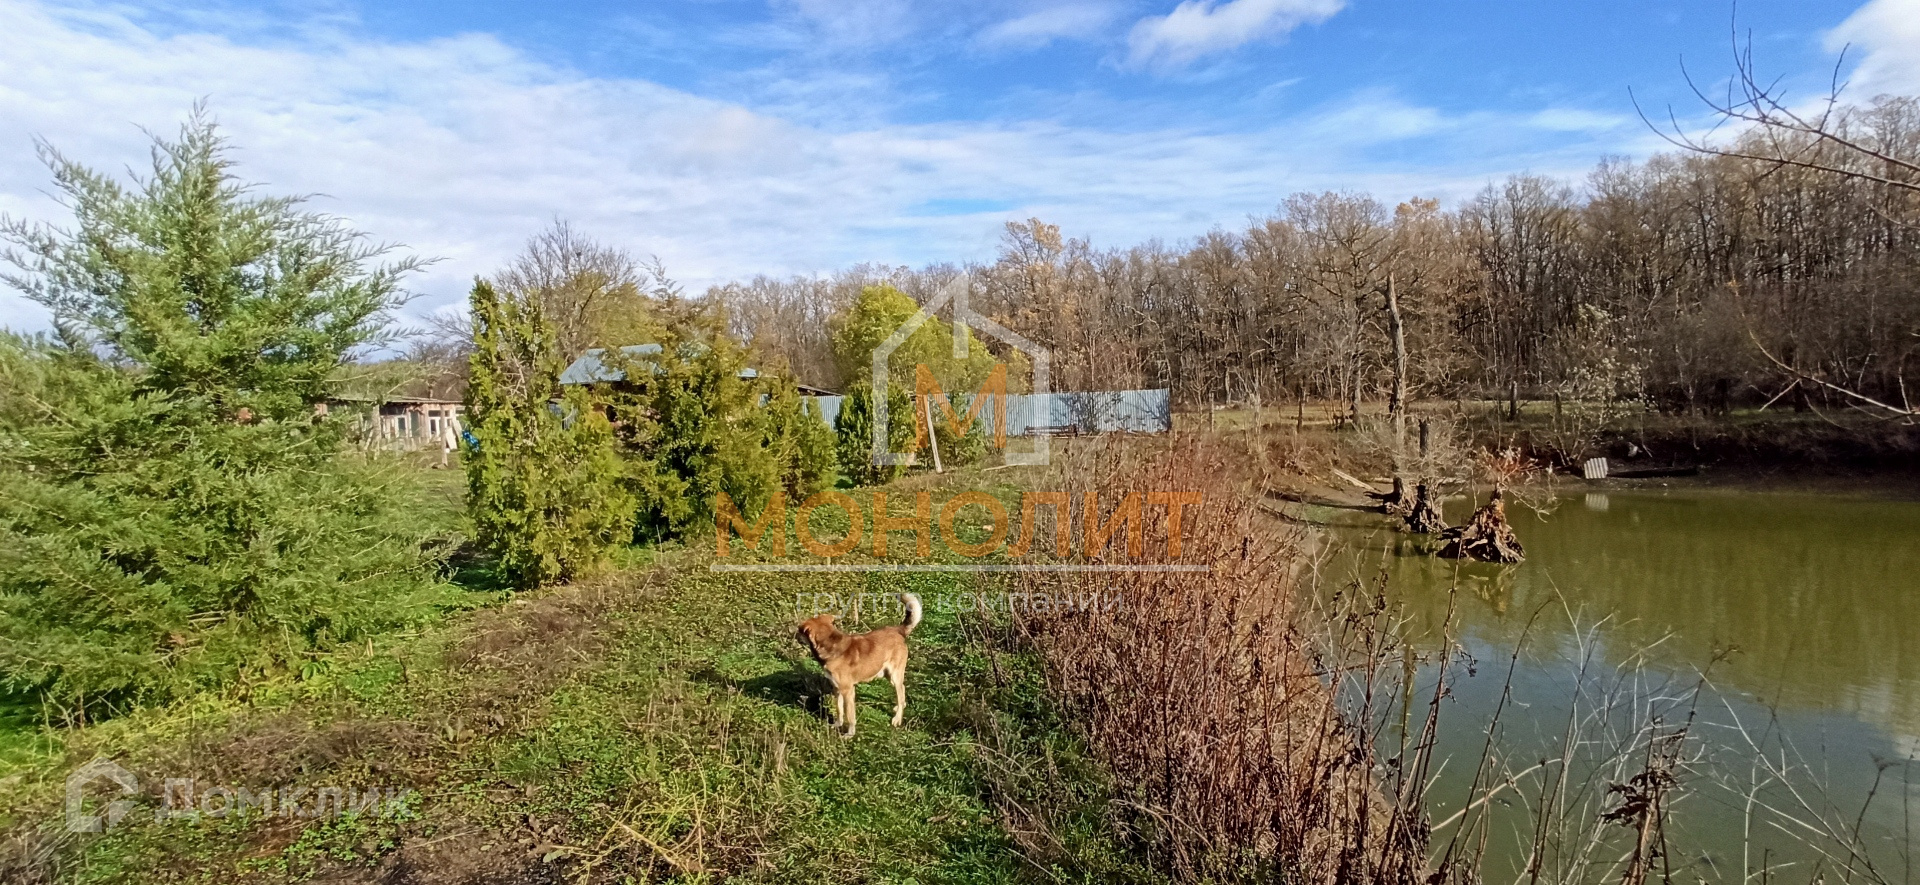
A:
[[1490, 416, 1920, 500]]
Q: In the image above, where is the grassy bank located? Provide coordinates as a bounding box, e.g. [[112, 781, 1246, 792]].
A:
[[0, 475, 1145, 884]]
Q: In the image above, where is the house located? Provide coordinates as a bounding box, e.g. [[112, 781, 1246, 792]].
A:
[[374, 396, 464, 446], [324, 395, 465, 451]]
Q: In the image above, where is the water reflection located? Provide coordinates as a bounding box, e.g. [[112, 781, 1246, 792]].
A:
[[1309, 488, 1920, 878]]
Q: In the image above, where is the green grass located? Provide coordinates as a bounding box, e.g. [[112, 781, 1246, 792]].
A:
[[2, 476, 1145, 884]]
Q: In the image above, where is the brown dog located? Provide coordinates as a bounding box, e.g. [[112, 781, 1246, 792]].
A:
[[796, 593, 922, 737]]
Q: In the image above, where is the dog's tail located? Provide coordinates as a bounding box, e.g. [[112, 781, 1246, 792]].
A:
[[899, 593, 923, 634]]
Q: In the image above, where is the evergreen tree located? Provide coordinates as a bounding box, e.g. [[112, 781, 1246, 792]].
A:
[[791, 396, 839, 494], [464, 280, 633, 590], [0, 113, 456, 715], [933, 393, 989, 468], [833, 384, 916, 486], [602, 338, 782, 541], [763, 383, 838, 497], [2, 109, 418, 422]]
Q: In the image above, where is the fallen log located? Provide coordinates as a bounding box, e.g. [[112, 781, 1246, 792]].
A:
[[1263, 487, 1377, 512], [1438, 490, 1524, 563], [1608, 465, 1700, 479], [1329, 467, 1391, 496]]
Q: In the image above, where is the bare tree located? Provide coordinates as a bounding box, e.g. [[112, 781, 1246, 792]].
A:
[[1640, 29, 1920, 420], [493, 220, 658, 363], [1639, 31, 1920, 195]]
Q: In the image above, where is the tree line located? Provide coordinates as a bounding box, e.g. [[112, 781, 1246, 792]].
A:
[[715, 96, 1920, 423]]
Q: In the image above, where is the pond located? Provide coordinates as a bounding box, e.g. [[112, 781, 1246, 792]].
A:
[[1311, 487, 1920, 883]]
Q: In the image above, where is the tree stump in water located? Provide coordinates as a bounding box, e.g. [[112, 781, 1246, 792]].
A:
[[1381, 476, 1412, 517], [1438, 490, 1523, 562], [1405, 482, 1446, 534]]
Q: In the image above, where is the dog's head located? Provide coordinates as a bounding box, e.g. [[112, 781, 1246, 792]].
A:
[[796, 614, 837, 656]]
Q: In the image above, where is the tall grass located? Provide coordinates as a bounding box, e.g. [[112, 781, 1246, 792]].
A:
[[1002, 441, 1428, 882], [988, 437, 1851, 885]]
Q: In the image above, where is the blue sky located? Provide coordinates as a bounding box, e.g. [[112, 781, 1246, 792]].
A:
[[3, 0, 1918, 329]]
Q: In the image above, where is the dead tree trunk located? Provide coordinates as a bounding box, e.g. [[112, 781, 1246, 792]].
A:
[[1406, 482, 1445, 534], [1382, 274, 1412, 514], [1404, 417, 1446, 533], [1386, 274, 1408, 448], [1438, 490, 1524, 562]]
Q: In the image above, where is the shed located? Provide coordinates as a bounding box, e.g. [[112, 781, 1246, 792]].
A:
[[325, 395, 465, 451]]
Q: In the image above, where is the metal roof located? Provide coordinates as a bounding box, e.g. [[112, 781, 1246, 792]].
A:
[[558, 344, 760, 386]]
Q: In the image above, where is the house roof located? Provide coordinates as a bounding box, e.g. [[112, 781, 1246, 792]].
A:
[[559, 344, 761, 386], [328, 394, 463, 406]]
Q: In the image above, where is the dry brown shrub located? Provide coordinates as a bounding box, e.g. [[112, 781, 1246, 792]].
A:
[[1009, 438, 1430, 883], [0, 824, 61, 885]]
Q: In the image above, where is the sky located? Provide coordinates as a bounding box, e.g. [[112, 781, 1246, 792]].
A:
[[3, 0, 1920, 331]]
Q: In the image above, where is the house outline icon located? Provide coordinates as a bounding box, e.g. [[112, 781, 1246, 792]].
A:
[[869, 275, 1051, 467]]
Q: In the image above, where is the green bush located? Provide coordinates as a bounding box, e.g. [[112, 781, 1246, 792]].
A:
[[932, 393, 990, 467]]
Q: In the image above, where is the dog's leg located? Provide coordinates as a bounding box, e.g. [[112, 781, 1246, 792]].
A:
[[889, 663, 906, 728], [839, 685, 857, 738]]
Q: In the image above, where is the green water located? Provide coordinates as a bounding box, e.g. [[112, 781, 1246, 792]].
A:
[[1314, 488, 1920, 883]]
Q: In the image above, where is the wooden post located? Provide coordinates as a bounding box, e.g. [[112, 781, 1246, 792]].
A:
[[1508, 379, 1519, 420], [922, 396, 943, 474]]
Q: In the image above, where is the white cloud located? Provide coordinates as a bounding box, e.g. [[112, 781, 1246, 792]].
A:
[[1829, 0, 1920, 96], [0, 0, 1641, 334], [980, 4, 1123, 50], [1526, 108, 1631, 133], [1304, 92, 1450, 141], [1127, 0, 1344, 70], [775, 0, 915, 49]]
